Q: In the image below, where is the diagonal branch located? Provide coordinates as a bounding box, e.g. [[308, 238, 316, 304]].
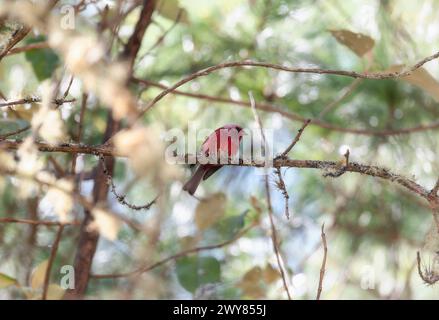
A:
[[91, 222, 257, 279]]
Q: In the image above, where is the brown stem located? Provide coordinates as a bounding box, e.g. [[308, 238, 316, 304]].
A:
[[42, 224, 65, 300], [316, 224, 328, 300]]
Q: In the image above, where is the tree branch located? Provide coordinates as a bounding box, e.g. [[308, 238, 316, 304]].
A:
[[136, 50, 439, 118], [0, 218, 79, 226], [133, 78, 439, 136]]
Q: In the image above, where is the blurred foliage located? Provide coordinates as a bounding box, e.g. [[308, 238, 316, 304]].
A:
[[0, 0, 439, 299]]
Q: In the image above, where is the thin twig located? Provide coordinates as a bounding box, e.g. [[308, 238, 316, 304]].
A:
[[0, 97, 75, 108], [5, 41, 49, 56], [91, 222, 256, 279], [316, 223, 328, 300], [249, 91, 293, 300], [0, 218, 80, 226], [71, 93, 88, 175], [99, 154, 157, 211], [42, 224, 65, 300], [318, 78, 362, 118], [0, 125, 30, 140], [274, 167, 290, 219], [279, 119, 311, 158], [416, 251, 439, 285], [430, 178, 439, 197], [264, 177, 293, 300], [62, 75, 74, 100]]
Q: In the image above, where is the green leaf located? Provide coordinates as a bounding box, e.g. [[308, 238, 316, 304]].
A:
[[24, 36, 59, 81], [215, 210, 247, 239], [0, 273, 18, 289], [176, 256, 221, 293]]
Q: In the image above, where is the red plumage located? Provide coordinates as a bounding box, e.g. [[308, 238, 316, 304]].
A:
[[183, 124, 245, 195]]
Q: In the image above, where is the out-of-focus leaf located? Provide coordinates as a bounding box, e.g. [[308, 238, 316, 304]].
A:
[[24, 36, 59, 81], [30, 260, 48, 290], [330, 29, 375, 57], [176, 256, 221, 293], [0, 273, 17, 289], [6, 103, 40, 121], [157, 0, 189, 24], [263, 264, 280, 284], [388, 65, 439, 101], [46, 284, 65, 300], [195, 192, 226, 230], [238, 266, 265, 298], [216, 210, 247, 239], [180, 235, 200, 250], [90, 208, 121, 241], [0, 119, 28, 136]]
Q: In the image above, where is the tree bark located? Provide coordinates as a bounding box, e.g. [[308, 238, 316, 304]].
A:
[[65, 0, 155, 299]]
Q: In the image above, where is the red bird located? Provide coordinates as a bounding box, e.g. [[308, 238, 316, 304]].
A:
[[183, 124, 245, 195]]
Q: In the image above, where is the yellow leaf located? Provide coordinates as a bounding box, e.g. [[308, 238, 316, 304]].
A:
[[389, 65, 439, 102], [46, 284, 65, 300], [0, 273, 17, 289], [195, 192, 226, 230], [330, 29, 375, 57], [30, 260, 48, 290]]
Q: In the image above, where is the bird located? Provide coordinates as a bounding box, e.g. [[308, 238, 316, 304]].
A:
[[183, 124, 245, 195]]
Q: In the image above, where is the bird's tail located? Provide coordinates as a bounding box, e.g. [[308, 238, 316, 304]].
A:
[[183, 166, 207, 195]]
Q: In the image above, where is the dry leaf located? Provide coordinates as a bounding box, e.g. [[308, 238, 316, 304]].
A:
[[263, 264, 280, 284], [113, 126, 182, 181], [180, 235, 200, 250], [195, 192, 226, 230], [238, 266, 264, 298], [30, 260, 48, 290], [330, 29, 375, 57], [388, 65, 439, 101], [0, 273, 17, 289]]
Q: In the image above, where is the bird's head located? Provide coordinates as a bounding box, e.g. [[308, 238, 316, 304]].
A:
[[218, 124, 247, 138]]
